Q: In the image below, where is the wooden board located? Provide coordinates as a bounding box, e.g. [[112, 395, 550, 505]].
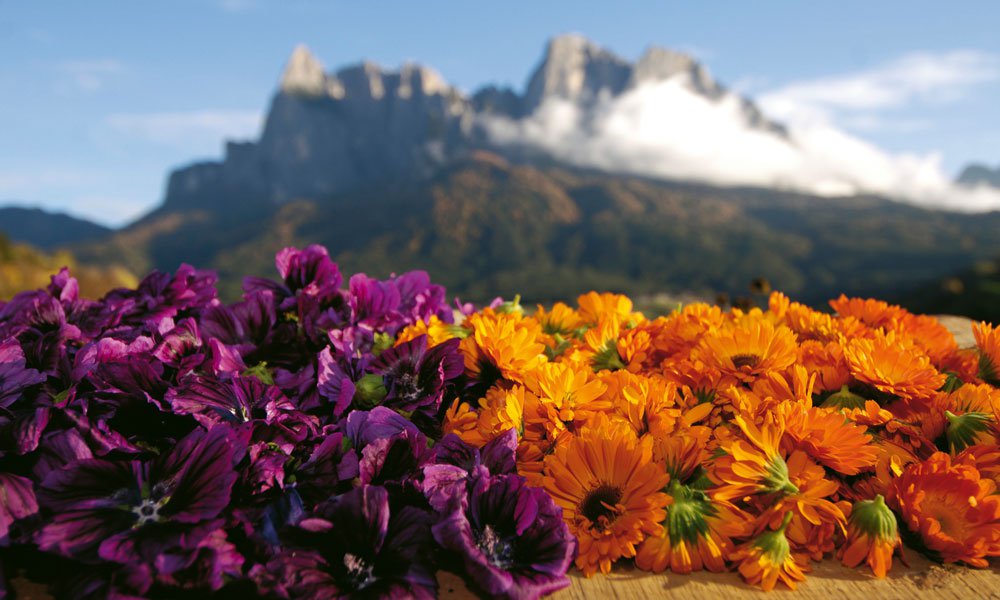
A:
[[439, 554, 1000, 599]]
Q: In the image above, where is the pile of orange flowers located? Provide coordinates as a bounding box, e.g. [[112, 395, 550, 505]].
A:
[[395, 291, 1000, 591]]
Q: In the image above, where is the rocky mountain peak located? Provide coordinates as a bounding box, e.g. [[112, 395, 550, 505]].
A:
[[523, 33, 631, 111], [279, 44, 327, 96], [631, 47, 722, 97]]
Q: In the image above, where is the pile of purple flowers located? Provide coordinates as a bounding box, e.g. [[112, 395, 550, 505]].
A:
[[0, 245, 575, 599]]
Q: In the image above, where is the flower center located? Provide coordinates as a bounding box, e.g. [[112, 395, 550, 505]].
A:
[[131, 498, 166, 526], [730, 353, 761, 369], [477, 524, 515, 569], [343, 553, 376, 590], [581, 484, 624, 529]]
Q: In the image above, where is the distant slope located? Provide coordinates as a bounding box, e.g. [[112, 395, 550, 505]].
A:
[[957, 163, 1000, 189], [73, 154, 1000, 306], [901, 257, 1000, 322], [0, 205, 113, 250], [0, 233, 136, 300]]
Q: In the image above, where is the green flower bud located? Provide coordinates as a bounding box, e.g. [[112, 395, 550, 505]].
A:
[[353, 373, 387, 409], [848, 495, 897, 541], [945, 410, 993, 453], [821, 385, 868, 410]]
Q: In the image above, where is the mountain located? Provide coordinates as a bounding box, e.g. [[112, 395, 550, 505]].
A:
[[0, 233, 135, 300], [74, 152, 1000, 305], [60, 36, 1000, 311], [156, 35, 784, 214], [0, 205, 112, 250], [957, 163, 1000, 188], [902, 256, 1000, 322]]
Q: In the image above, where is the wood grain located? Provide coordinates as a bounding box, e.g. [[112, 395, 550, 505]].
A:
[[438, 554, 1000, 600]]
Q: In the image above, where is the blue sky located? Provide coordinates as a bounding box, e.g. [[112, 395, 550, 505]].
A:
[[3, 0, 1000, 226]]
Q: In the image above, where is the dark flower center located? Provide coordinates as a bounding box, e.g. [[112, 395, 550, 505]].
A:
[[730, 353, 761, 369], [581, 484, 623, 528], [476, 524, 515, 570], [342, 553, 376, 590], [131, 498, 166, 526]]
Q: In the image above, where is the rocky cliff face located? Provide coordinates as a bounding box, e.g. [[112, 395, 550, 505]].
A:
[[160, 35, 786, 213]]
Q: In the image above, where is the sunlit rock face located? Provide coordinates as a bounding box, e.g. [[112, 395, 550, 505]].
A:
[[160, 36, 781, 212]]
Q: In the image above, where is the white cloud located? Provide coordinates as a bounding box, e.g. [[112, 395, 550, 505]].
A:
[[759, 51, 999, 125], [480, 53, 1000, 211], [56, 59, 125, 92], [106, 110, 263, 146]]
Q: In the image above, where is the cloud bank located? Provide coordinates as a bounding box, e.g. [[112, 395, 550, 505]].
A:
[[482, 51, 1000, 211]]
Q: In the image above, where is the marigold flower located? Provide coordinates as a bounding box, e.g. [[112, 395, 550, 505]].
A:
[[840, 495, 902, 577], [576, 292, 640, 327], [843, 330, 945, 405], [541, 414, 670, 576], [525, 362, 608, 437], [888, 452, 1000, 567], [460, 311, 546, 389], [974, 321, 1000, 385], [730, 513, 809, 591], [635, 480, 749, 574], [695, 320, 798, 385], [782, 404, 879, 476], [829, 295, 908, 330], [713, 416, 799, 501]]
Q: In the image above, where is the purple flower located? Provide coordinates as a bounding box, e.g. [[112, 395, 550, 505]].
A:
[[153, 529, 244, 591], [370, 335, 463, 413], [258, 485, 436, 599], [36, 426, 241, 564], [0, 339, 46, 410], [0, 472, 38, 544], [166, 374, 317, 445], [245, 245, 343, 312], [391, 270, 453, 326], [358, 429, 431, 487], [152, 317, 204, 374], [101, 264, 218, 328], [433, 474, 575, 600], [292, 429, 360, 505], [345, 407, 420, 448]]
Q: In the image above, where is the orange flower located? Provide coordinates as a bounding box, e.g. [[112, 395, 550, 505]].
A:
[[442, 398, 484, 445], [652, 425, 712, 483], [576, 291, 640, 326], [394, 314, 464, 346], [459, 311, 546, 386], [712, 416, 799, 501], [695, 319, 798, 385], [601, 371, 681, 438], [888, 452, 1000, 567], [754, 450, 847, 560], [782, 404, 879, 475], [843, 330, 945, 404], [829, 295, 908, 330], [651, 303, 727, 359], [474, 383, 533, 442], [974, 321, 1000, 385], [534, 301, 583, 336], [525, 362, 608, 438], [840, 495, 902, 578], [730, 513, 809, 591], [798, 340, 852, 393], [542, 414, 670, 576], [636, 480, 750, 574]]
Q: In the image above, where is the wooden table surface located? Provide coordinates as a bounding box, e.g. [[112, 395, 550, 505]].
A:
[[439, 554, 1000, 599]]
